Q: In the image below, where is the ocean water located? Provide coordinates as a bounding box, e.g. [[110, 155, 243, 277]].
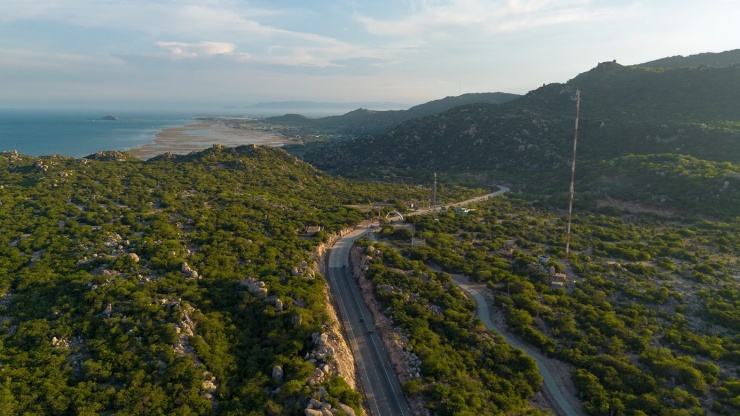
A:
[[0, 109, 199, 158]]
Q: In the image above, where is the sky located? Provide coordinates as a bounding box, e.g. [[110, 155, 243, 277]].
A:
[[1, 0, 738, 111]]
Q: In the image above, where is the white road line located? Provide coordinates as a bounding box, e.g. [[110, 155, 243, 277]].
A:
[[344, 266, 411, 415], [329, 261, 381, 416]]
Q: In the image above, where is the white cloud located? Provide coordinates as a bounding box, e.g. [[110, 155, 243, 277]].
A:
[[2, 0, 737, 107], [154, 41, 238, 58], [0, 1, 384, 69], [357, 0, 627, 37]]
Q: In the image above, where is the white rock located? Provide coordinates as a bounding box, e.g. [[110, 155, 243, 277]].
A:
[[272, 365, 283, 381], [339, 404, 357, 416]]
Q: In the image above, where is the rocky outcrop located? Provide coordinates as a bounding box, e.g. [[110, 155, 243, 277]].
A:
[[1, 150, 22, 162], [303, 398, 357, 416], [89, 151, 130, 162], [272, 365, 284, 382], [291, 261, 316, 279], [304, 398, 335, 416], [34, 159, 48, 172], [297, 226, 365, 416], [102, 303, 113, 317], [181, 262, 200, 279], [240, 277, 268, 298], [338, 403, 357, 416], [170, 302, 219, 410]]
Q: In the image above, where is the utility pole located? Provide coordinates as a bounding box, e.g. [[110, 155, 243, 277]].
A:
[[565, 90, 581, 263]]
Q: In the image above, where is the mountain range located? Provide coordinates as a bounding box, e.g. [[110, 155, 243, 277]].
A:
[[300, 49, 740, 219], [264, 92, 520, 135]]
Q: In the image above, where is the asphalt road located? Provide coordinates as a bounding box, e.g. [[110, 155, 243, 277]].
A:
[[452, 277, 583, 416], [325, 186, 511, 415], [407, 184, 510, 217], [327, 228, 413, 416]]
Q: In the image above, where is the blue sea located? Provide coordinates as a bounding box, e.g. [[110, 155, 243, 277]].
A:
[[0, 109, 200, 158]]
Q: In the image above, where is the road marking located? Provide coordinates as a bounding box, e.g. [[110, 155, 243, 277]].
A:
[[343, 266, 411, 415], [329, 259, 381, 416]]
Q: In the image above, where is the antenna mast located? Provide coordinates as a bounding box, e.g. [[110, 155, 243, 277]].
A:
[[565, 90, 581, 262]]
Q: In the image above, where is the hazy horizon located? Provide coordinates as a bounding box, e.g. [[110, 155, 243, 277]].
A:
[[2, 1, 738, 110], [0, 96, 418, 116]]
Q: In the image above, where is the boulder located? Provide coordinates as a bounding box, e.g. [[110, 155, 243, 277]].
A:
[[309, 398, 322, 409], [338, 404, 357, 416], [312, 332, 329, 347], [181, 262, 200, 279], [241, 278, 268, 298], [272, 365, 283, 382]]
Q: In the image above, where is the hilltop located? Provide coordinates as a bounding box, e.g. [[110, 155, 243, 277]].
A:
[[304, 55, 740, 219], [0, 145, 483, 415], [1, 49, 738, 416], [264, 92, 520, 135], [635, 48, 740, 69]]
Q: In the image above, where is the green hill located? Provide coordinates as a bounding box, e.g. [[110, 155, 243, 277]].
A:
[[264, 92, 520, 135], [0, 145, 465, 415], [635, 49, 740, 69], [304, 60, 740, 218]]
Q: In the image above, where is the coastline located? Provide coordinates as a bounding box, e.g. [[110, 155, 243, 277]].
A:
[[125, 120, 295, 160]]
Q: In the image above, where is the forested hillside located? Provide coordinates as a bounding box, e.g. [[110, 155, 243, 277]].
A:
[[289, 52, 740, 416], [0, 145, 482, 415], [636, 49, 740, 69], [304, 59, 740, 219], [370, 195, 739, 415]]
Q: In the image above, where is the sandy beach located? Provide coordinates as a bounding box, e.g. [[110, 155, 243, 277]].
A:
[[126, 120, 294, 160]]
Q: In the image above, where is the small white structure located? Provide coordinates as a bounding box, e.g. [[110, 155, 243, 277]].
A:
[[411, 237, 426, 247], [385, 210, 404, 221]]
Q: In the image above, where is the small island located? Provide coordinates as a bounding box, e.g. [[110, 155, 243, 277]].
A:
[[100, 115, 119, 121]]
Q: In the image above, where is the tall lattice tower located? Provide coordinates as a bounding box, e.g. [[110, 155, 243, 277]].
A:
[[565, 90, 581, 262]]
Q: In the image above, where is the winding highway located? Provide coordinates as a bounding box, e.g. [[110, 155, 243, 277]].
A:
[[452, 277, 583, 416], [408, 185, 510, 217], [327, 228, 413, 416], [325, 185, 512, 415]]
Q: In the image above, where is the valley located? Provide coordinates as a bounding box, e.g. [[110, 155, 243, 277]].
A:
[[0, 49, 738, 416]]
